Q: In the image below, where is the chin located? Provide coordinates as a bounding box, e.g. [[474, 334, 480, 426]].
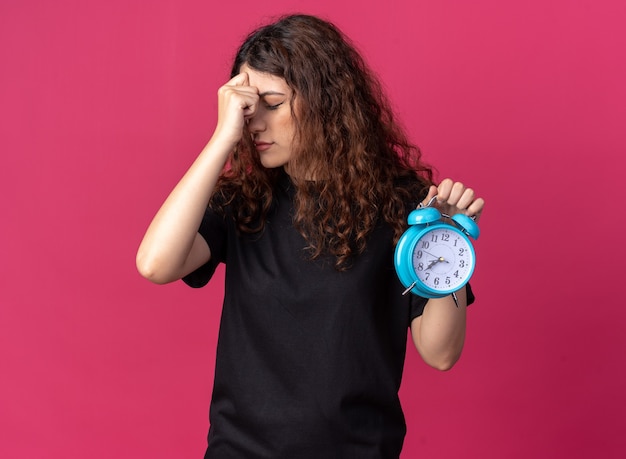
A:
[[259, 158, 289, 170]]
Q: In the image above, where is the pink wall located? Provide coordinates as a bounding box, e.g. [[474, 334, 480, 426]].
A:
[[1, 0, 625, 457]]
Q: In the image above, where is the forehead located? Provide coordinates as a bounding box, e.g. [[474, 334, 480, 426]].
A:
[[240, 64, 291, 94]]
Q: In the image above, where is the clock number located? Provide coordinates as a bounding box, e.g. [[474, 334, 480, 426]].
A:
[[458, 248, 465, 256], [459, 260, 465, 268], [416, 250, 423, 259], [445, 277, 451, 285], [417, 262, 424, 271], [421, 241, 430, 249], [431, 234, 438, 243], [434, 277, 440, 286], [454, 270, 459, 278], [441, 234, 450, 242]]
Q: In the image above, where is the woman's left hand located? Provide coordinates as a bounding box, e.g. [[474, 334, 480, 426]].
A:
[[422, 178, 485, 222]]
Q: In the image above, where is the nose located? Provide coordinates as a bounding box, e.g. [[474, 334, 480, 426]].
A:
[[247, 109, 266, 134]]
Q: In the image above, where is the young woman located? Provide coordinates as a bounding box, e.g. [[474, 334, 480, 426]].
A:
[[137, 14, 484, 459]]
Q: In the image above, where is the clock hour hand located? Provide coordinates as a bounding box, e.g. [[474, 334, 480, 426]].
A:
[[426, 259, 439, 270], [426, 256, 449, 270]]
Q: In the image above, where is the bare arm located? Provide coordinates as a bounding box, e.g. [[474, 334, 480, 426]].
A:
[[410, 179, 485, 370], [136, 72, 260, 284], [135, 139, 229, 284], [411, 288, 468, 370]]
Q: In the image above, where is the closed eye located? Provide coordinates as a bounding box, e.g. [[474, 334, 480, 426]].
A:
[[265, 101, 285, 110]]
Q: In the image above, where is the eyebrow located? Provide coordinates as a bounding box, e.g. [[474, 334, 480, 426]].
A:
[[259, 91, 287, 97]]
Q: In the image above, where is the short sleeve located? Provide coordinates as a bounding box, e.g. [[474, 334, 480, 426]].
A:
[[182, 207, 227, 288], [409, 294, 428, 321], [408, 283, 475, 321]]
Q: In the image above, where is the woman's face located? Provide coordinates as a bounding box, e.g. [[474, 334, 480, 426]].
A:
[[241, 64, 297, 174]]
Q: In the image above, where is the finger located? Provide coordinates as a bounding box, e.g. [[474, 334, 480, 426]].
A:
[[467, 197, 485, 219], [219, 85, 259, 103], [228, 71, 250, 86], [456, 188, 476, 210], [241, 97, 258, 117], [421, 185, 438, 206], [436, 179, 454, 202], [444, 181, 465, 206]]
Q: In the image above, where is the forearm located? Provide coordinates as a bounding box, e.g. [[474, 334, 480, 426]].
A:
[[410, 287, 468, 370], [136, 137, 233, 283]]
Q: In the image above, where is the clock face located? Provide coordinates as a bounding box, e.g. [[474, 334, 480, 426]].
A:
[[411, 226, 474, 292]]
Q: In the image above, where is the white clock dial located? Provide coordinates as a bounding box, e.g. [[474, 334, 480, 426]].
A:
[[411, 227, 474, 291]]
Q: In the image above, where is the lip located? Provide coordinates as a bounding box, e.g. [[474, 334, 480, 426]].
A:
[[254, 141, 273, 152]]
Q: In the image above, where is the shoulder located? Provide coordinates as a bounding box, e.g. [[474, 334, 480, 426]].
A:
[[394, 171, 430, 208]]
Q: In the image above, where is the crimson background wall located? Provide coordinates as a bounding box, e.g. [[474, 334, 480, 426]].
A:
[[1, 0, 625, 458]]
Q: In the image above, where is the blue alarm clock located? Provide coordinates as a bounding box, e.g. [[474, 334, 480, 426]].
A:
[[394, 197, 480, 302]]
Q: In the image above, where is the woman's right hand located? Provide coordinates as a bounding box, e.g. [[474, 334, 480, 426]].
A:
[[213, 72, 260, 148], [137, 73, 259, 285]]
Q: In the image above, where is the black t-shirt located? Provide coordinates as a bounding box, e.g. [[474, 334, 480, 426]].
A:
[[184, 172, 470, 458]]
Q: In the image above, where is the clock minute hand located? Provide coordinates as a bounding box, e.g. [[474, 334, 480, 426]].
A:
[[422, 250, 451, 263]]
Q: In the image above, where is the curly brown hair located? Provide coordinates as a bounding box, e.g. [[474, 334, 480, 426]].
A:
[[213, 14, 434, 270]]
